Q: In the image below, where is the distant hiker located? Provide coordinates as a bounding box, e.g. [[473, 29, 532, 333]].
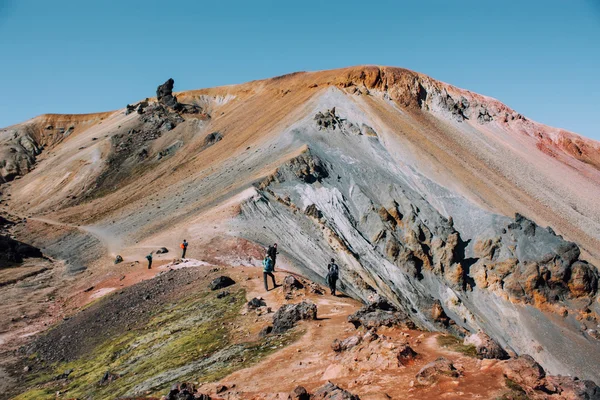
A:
[[267, 243, 279, 267], [181, 239, 188, 258], [263, 255, 277, 291], [146, 253, 153, 269], [327, 258, 339, 296]]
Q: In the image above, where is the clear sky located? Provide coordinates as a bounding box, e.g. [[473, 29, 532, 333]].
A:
[[0, 0, 598, 139]]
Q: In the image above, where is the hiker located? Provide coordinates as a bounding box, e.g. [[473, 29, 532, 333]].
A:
[[263, 255, 277, 291], [267, 243, 279, 268], [327, 258, 340, 296], [181, 239, 188, 258], [146, 253, 153, 269]]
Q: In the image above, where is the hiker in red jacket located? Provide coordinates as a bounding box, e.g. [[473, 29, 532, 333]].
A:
[[181, 239, 188, 259]]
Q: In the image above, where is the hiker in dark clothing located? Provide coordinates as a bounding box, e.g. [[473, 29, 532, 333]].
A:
[[263, 255, 277, 291], [267, 243, 278, 268], [181, 239, 188, 258], [327, 258, 339, 296], [146, 253, 153, 269]]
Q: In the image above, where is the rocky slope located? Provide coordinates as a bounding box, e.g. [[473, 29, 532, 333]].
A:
[[2, 66, 600, 388]]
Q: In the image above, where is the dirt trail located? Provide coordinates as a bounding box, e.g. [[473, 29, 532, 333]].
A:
[[197, 268, 508, 399]]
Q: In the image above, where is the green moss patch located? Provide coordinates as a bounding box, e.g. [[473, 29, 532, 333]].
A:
[[436, 334, 478, 357], [15, 288, 300, 400]]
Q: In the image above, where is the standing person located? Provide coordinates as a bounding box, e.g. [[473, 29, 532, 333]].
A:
[[263, 255, 277, 291], [327, 258, 340, 296], [146, 253, 153, 269], [267, 243, 279, 268], [181, 239, 188, 259]]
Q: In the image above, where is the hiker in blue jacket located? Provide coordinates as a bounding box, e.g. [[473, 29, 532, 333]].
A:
[[263, 255, 277, 291]]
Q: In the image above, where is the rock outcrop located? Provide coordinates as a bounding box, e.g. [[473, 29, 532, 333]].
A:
[[464, 332, 509, 360], [348, 302, 415, 330], [415, 357, 460, 385], [156, 78, 201, 114], [0, 129, 41, 183], [272, 301, 317, 333], [312, 382, 360, 400], [500, 355, 600, 399]]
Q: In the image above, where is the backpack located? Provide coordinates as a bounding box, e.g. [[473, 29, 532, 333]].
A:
[[180, 243, 185, 249], [263, 257, 274, 273], [328, 263, 339, 278]]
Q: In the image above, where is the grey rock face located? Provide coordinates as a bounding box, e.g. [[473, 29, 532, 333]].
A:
[[272, 301, 317, 333], [471, 213, 599, 302], [0, 129, 41, 183], [233, 90, 600, 383]]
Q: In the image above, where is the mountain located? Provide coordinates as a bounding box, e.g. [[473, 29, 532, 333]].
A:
[[1, 66, 600, 394]]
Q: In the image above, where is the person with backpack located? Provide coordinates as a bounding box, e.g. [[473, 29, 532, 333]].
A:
[[146, 253, 153, 269], [326, 258, 340, 296], [263, 255, 277, 291], [267, 243, 278, 268], [181, 239, 188, 259]]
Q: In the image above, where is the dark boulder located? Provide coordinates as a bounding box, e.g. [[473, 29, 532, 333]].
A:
[[209, 276, 236, 290], [283, 275, 304, 292], [291, 386, 310, 400], [114, 255, 123, 264], [272, 301, 317, 333], [247, 297, 266, 309], [312, 381, 360, 400], [156, 247, 169, 254], [397, 344, 418, 365], [0, 235, 43, 265], [258, 325, 273, 337], [204, 132, 223, 147], [157, 78, 181, 110], [305, 204, 323, 219], [545, 375, 600, 399]]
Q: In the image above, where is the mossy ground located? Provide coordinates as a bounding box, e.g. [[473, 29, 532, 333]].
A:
[[495, 378, 530, 400], [436, 334, 478, 357], [15, 288, 300, 400]]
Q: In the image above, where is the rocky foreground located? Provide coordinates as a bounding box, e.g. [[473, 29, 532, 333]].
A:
[[5, 261, 599, 400]]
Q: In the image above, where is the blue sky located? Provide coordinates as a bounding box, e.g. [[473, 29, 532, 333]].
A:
[[0, 0, 598, 139]]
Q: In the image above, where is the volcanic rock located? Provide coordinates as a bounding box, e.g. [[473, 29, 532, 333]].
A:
[[272, 301, 317, 334], [312, 381, 360, 400], [500, 355, 546, 391], [464, 331, 509, 360], [209, 276, 236, 290], [348, 303, 414, 329], [283, 275, 304, 292], [0, 235, 43, 265], [415, 357, 460, 385], [331, 335, 362, 352], [247, 297, 266, 309], [291, 386, 310, 400]]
